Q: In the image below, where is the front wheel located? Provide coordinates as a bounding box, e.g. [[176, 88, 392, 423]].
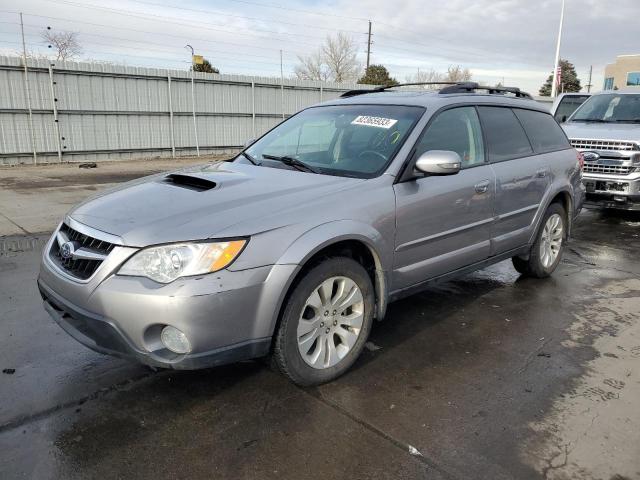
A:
[[512, 203, 566, 278], [272, 257, 375, 386]]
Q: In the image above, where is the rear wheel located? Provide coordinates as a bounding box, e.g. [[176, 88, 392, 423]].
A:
[[512, 203, 566, 278], [273, 257, 374, 386]]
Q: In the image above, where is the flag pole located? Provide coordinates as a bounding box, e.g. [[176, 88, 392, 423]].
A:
[[551, 0, 565, 98]]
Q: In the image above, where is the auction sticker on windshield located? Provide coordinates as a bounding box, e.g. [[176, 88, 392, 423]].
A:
[[351, 115, 398, 129]]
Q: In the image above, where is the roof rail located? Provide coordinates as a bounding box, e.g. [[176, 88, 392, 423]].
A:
[[340, 81, 533, 99], [340, 82, 462, 98], [439, 82, 533, 98]]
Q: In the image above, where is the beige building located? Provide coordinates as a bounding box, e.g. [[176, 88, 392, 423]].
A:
[[603, 54, 640, 90]]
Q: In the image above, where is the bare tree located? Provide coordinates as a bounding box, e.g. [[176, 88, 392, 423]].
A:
[[443, 65, 472, 82], [41, 30, 83, 61], [322, 33, 359, 83], [295, 33, 360, 83], [405, 68, 445, 89], [294, 51, 330, 82], [404, 65, 473, 88]]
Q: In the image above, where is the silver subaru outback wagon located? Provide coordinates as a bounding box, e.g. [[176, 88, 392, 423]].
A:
[[38, 82, 585, 386]]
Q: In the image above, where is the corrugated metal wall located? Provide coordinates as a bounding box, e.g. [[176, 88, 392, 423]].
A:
[[0, 55, 370, 165]]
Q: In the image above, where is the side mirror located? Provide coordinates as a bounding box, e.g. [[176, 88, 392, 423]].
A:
[[244, 138, 256, 148], [414, 150, 462, 176]]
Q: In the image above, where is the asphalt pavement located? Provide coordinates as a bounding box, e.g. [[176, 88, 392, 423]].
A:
[[0, 161, 639, 479]]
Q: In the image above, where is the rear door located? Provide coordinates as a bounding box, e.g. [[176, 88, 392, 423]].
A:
[[392, 106, 495, 290], [478, 107, 552, 254]]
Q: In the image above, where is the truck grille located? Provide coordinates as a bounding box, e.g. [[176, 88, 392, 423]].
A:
[[583, 164, 635, 175], [49, 223, 116, 280], [570, 139, 639, 151]]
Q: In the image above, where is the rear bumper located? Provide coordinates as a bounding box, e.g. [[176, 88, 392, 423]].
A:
[[38, 280, 271, 369]]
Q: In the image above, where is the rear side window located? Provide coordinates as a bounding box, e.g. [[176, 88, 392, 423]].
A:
[[514, 108, 570, 154], [477, 106, 533, 162]]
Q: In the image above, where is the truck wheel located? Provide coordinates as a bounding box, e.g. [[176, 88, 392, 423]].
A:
[[512, 203, 567, 278], [273, 257, 374, 386]]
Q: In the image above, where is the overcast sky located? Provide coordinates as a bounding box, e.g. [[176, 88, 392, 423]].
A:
[[1, 0, 638, 93]]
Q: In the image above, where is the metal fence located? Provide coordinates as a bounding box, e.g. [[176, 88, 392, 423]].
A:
[[0, 55, 370, 166]]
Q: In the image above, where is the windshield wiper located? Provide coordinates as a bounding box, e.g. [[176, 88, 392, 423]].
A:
[[574, 118, 609, 123], [261, 154, 320, 174], [239, 151, 260, 165], [612, 119, 640, 123]]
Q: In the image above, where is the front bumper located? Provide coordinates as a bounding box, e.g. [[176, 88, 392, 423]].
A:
[[582, 172, 640, 210], [39, 229, 298, 369]]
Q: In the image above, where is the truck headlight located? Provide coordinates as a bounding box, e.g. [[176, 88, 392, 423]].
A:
[[119, 240, 246, 283]]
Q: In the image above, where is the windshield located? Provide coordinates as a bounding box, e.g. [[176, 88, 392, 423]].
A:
[[243, 104, 424, 178], [571, 93, 640, 123]]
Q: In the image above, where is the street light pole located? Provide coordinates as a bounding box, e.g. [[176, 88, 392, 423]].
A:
[[551, 0, 565, 98], [185, 44, 200, 157]]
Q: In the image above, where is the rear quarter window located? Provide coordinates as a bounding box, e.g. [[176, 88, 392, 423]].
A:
[[477, 106, 533, 162], [513, 108, 570, 154]]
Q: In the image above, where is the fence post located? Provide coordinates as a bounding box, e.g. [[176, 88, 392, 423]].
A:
[[20, 13, 37, 164], [190, 70, 200, 156], [48, 65, 62, 163], [167, 75, 176, 158], [251, 81, 256, 139], [320, 85, 323, 102]]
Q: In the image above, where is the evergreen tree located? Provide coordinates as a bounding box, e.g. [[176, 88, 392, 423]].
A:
[[539, 59, 581, 96], [358, 64, 398, 86]]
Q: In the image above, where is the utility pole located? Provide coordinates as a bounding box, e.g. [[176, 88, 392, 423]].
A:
[[20, 13, 37, 164], [586, 65, 593, 93], [551, 0, 565, 98], [366, 20, 372, 71], [280, 49, 284, 120], [185, 44, 199, 157]]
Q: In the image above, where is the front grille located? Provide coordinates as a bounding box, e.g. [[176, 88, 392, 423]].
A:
[[570, 139, 639, 151], [583, 164, 635, 175], [50, 223, 115, 280]]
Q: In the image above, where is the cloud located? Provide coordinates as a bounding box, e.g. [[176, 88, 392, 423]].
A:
[[3, 0, 636, 92]]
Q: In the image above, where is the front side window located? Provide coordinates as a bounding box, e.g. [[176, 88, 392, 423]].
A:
[[627, 72, 640, 87], [554, 95, 590, 122], [244, 105, 424, 178], [571, 94, 640, 123], [477, 106, 533, 162], [413, 106, 485, 168], [514, 109, 570, 154]]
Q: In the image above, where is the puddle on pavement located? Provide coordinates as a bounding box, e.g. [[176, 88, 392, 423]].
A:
[[520, 277, 640, 479]]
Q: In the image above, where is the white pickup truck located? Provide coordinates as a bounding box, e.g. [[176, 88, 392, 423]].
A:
[[562, 91, 640, 210]]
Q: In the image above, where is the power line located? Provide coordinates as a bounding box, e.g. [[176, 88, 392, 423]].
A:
[[3, 12, 312, 58], [13, 26, 298, 67], [40, 0, 327, 46], [115, 0, 365, 36], [3, 32, 298, 71]]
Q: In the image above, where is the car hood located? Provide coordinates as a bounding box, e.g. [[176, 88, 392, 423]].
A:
[[563, 121, 640, 143], [69, 161, 364, 246]]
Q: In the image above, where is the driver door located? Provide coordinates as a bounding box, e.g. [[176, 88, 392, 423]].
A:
[[392, 106, 495, 290]]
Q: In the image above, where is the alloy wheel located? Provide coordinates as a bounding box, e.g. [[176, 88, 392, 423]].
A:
[[296, 276, 365, 369], [540, 213, 564, 268]]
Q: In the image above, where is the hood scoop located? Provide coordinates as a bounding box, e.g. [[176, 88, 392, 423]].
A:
[[163, 173, 217, 191]]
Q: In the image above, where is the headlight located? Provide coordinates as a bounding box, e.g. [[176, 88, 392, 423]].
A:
[[119, 240, 246, 283]]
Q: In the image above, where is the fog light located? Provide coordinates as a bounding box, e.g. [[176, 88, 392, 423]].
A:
[[160, 326, 191, 354]]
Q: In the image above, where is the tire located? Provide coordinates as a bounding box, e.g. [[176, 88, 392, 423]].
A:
[[512, 202, 567, 278], [273, 257, 375, 386]]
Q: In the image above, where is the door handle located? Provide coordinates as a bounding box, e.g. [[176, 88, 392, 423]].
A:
[[536, 168, 549, 178], [474, 180, 490, 194]]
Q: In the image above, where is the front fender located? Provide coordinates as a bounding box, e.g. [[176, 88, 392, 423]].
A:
[[273, 220, 392, 323]]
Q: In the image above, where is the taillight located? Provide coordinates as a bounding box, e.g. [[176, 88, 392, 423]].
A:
[[576, 150, 584, 170]]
